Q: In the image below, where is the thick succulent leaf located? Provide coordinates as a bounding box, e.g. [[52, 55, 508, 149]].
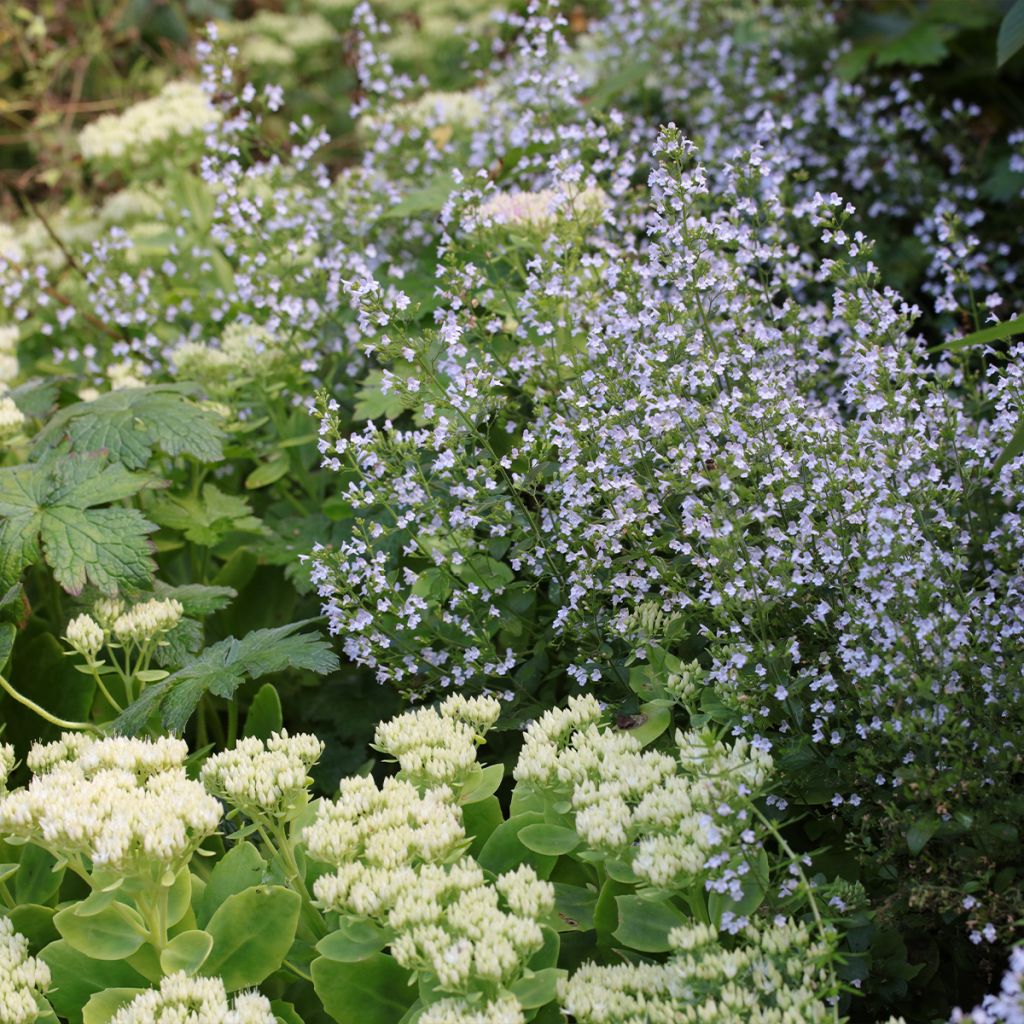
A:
[[33, 386, 225, 469], [113, 620, 339, 735]]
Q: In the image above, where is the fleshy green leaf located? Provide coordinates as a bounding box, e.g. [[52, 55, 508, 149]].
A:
[[316, 919, 392, 962], [518, 823, 580, 856], [509, 967, 565, 1009], [113, 620, 339, 735], [612, 895, 689, 952], [311, 953, 414, 1024], [244, 683, 284, 741], [54, 902, 146, 960], [82, 988, 145, 1024], [40, 942, 148, 1024], [196, 843, 268, 929], [34, 385, 225, 469], [203, 885, 301, 990], [160, 930, 214, 976]]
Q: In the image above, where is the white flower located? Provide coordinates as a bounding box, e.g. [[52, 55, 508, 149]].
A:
[[419, 994, 525, 1024], [202, 731, 324, 819], [0, 918, 51, 1024], [109, 972, 275, 1024], [112, 598, 184, 644], [0, 395, 24, 439], [65, 613, 105, 660], [79, 81, 220, 164]]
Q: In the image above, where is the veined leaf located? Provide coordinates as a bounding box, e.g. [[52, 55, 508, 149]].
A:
[[113, 619, 339, 735], [998, 0, 1024, 66], [0, 450, 157, 595], [33, 385, 225, 469]]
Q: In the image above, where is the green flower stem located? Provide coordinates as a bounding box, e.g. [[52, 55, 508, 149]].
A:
[[87, 663, 123, 714], [0, 671, 100, 733], [259, 821, 326, 940]]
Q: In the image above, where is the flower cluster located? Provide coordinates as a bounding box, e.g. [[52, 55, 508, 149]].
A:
[[419, 994, 525, 1024], [517, 699, 772, 899], [0, 919, 51, 1024], [305, 775, 465, 919], [79, 81, 220, 165], [0, 733, 220, 874], [109, 973, 275, 1024], [560, 918, 835, 1024], [372, 693, 500, 788], [475, 186, 609, 232], [950, 946, 1024, 1023], [388, 859, 553, 992], [111, 597, 184, 644], [202, 731, 324, 820]]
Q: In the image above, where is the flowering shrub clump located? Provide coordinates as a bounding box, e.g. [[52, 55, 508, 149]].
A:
[[0, 0, 1023, 1022]]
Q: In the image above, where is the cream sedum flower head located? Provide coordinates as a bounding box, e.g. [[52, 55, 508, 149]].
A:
[[202, 731, 324, 819], [0, 395, 25, 440], [306, 775, 466, 918], [107, 359, 147, 391], [0, 734, 219, 874], [419, 994, 525, 1024], [0, 743, 15, 794], [64, 613, 105, 660], [99, 186, 166, 226], [92, 597, 125, 629], [112, 598, 184, 644], [388, 858, 554, 991], [372, 693, 500, 788], [79, 81, 220, 165], [560, 918, 833, 1024], [0, 918, 51, 1024], [476, 186, 609, 232], [513, 693, 604, 787], [109, 972, 275, 1024]]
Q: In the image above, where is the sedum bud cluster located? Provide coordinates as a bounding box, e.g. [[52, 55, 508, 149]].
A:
[[560, 918, 834, 1024], [373, 694, 501, 789], [0, 918, 50, 1024], [305, 775, 466, 919], [0, 394, 24, 441], [0, 743, 15, 794], [388, 859, 554, 992], [419, 994, 525, 1024], [0, 734, 220, 875], [79, 81, 220, 165], [515, 697, 773, 896], [112, 598, 184, 644], [202, 731, 324, 821], [109, 973, 275, 1024], [64, 613, 105, 661], [475, 186, 609, 232]]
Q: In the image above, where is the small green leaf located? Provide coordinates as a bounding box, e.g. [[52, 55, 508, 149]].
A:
[[998, 0, 1024, 65], [552, 883, 596, 932], [907, 817, 940, 856], [316, 918, 392, 962], [612, 895, 689, 952], [82, 988, 145, 1024], [244, 683, 284, 741], [14, 844, 64, 905], [311, 954, 414, 1024], [509, 967, 565, 1009], [54, 902, 146, 960], [203, 884, 300, 990], [478, 813, 557, 877], [160, 930, 213, 975], [518, 823, 580, 856], [459, 762, 504, 805], [245, 457, 290, 490]]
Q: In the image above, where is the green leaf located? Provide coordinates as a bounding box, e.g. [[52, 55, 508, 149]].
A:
[[873, 21, 952, 67], [353, 371, 408, 423], [151, 582, 237, 616], [0, 451, 157, 594], [462, 796, 504, 857], [244, 683, 284, 741], [82, 988, 145, 1024], [617, 702, 671, 746], [458, 762, 504, 805], [552, 884, 596, 932], [40, 942, 148, 1024], [509, 967, 565, 1010], [113, 620, 339, 735], [995, 417, 1024, 472], [316, 918, 392, 962], [907, 817, 940, 856], [245, 457, 290, 490], [311, 953, 414, 1024], [54, 902, 146, 960], [160, 930, 214, 975], [7, 904, 58, 953], [938, 314, 1024, 351], [34, 385, 225, 469], [271, 1001, 306, 1024], [612, 895, 689, 952], [477, 813, 557, 878], [518, 823, 580, 856], [999, 0, 1024, 65], [379, 174, 456, 221], [14, 843, 64, 905], [196, 844, 268, 928], [148, 483, 265, 547], [203, 884, 300, 990]]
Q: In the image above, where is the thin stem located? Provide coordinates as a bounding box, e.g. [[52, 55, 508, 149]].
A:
[[0, 671, 100, 732]]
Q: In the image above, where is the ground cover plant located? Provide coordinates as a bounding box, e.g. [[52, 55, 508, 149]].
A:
[[1, 1, 1023, 1022]]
